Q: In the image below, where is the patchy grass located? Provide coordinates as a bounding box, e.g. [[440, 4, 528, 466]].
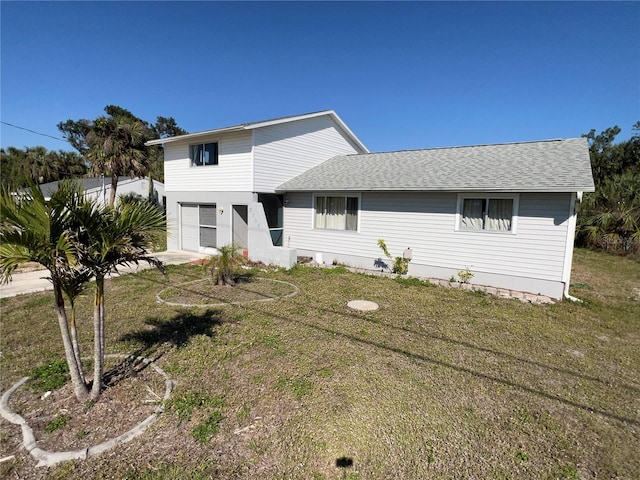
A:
[[27, 359, 69, 393], [0, 249, 639, 479]]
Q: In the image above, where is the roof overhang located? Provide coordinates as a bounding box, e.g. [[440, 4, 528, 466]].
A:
[[145, 110, 369, 153]]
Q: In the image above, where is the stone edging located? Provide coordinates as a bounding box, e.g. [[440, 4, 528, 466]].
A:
[[155, 276, 299, 307], [0, 354, 174, 468]]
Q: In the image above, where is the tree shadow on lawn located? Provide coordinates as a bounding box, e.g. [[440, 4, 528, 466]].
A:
[[120, 309, 225, 353]]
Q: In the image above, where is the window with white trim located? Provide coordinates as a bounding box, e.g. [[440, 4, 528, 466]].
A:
[[190, 142, 218, 166], [314, 195, 358, 231], [459, 197, 516, 232]]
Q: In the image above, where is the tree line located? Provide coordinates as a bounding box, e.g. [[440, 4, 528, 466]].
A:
[[1, 105, 187, 205], [577, 122, 640, 255]]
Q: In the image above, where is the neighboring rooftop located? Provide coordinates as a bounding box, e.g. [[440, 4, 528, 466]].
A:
[[276, 138, 595, 193]]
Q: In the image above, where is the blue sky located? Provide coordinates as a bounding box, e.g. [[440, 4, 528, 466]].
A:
[[1, 1, 638, 154]]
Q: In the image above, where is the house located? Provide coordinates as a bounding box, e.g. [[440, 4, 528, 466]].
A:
[[277, 139, 595, 300], [144, 111, 368, 266], [150, 110, 594, 300], [39, 176, 165, 207]]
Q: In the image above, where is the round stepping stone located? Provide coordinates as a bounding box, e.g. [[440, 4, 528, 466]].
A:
[[347, 300, 379, 311]]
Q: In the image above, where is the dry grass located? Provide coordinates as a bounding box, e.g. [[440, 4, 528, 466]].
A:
[[0, 249, 638, 479]]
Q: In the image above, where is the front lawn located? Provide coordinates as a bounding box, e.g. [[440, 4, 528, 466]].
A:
[[1, 249, 638, 479]]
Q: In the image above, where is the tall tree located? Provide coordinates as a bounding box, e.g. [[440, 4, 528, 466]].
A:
[[0, 147, 87, 189], [58, 106, 187, 189], [0, 147, 30, 188], [577, 122, 640, 254], [85, 113, 149, 205]]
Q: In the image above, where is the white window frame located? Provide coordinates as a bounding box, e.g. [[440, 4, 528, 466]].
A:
[[189, 142, 219, 167], [312, 193, 360, 232], [455, 193, 519, 234]]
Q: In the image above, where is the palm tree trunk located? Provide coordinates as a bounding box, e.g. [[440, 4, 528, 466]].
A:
[[68, 301, 86, 385], [109, 174, 118, 206], [54, 284, 88, 401], [90, 276, 105, 400]]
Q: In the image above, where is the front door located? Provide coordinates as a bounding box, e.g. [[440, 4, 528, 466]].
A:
[[232, 205, 248, 250]]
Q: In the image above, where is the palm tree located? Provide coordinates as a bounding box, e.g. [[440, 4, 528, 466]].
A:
[[577, 171, 640, 254], [85, 115, 149, 206], [203, 244, 247, 286], [0, 181, 91, 400], [52, 150, 88, 179], [25, 146, 54, 184], [72, 199, 166, 400], [1, 181, 166, 402]]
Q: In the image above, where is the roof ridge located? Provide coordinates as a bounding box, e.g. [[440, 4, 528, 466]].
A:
[[238, 110, 333, 127], [343, 138, 579, 157]]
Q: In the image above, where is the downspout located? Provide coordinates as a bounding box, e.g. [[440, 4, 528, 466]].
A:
[[563, 191, 582, 302]]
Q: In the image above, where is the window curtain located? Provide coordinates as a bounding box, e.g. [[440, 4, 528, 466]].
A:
[[486, 199, 513, 231], [461, 199, 484, 229], [190, 144, 203, 166], [315, 196, 327, 229], [346, 197, 358, 231], [325, 197, 346, 229]]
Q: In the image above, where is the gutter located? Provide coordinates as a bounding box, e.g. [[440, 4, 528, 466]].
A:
[[562, 191, 583, 302]]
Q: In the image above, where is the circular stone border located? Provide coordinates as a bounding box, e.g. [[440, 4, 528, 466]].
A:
[[0, 354, 174, 468], [156, 276, 299, 308], [347, 300, 380, 311]]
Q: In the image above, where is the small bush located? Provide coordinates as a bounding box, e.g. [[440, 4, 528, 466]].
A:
[[457, 267, 474, 283], [378, 239, 411, 275]]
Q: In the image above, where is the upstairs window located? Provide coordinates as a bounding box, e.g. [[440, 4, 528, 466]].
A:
[[315, 195, 358, 231], [190, 142, 218, 166], [460, 197, 515, 232]]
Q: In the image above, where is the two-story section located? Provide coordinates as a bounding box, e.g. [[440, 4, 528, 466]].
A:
[[145, 111, 368, 266]]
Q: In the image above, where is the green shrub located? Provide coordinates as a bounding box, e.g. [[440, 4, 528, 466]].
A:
[[377, 239, 411, 275]]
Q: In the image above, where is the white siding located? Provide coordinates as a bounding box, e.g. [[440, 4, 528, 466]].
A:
[[253, 116, 364, 192], [164, 130, 253, 192], [284, 191, 572, 291]]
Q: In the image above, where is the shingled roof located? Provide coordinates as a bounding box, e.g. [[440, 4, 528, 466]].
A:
[[276, 138, 595, 193]]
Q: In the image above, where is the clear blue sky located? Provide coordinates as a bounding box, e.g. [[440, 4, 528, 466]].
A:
[[1, 1, 638, 154]]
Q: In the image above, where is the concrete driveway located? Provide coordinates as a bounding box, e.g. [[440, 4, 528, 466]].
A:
[[0, 250, 210, 299]]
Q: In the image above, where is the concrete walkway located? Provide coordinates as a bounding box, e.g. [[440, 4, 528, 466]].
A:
[[0, 250, 210, 299]]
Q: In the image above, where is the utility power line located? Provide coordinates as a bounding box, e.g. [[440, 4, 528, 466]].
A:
[[1, 121, 67, 142]]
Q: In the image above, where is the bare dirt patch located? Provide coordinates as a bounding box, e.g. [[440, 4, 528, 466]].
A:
[[4, 356, 165, 455], [157, 276, 297, 306]]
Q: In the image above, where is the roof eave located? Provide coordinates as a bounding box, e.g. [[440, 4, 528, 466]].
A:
[[277, 186, 596, 193], [144, 110, 369, 152], [145, 126, 246, 146]]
